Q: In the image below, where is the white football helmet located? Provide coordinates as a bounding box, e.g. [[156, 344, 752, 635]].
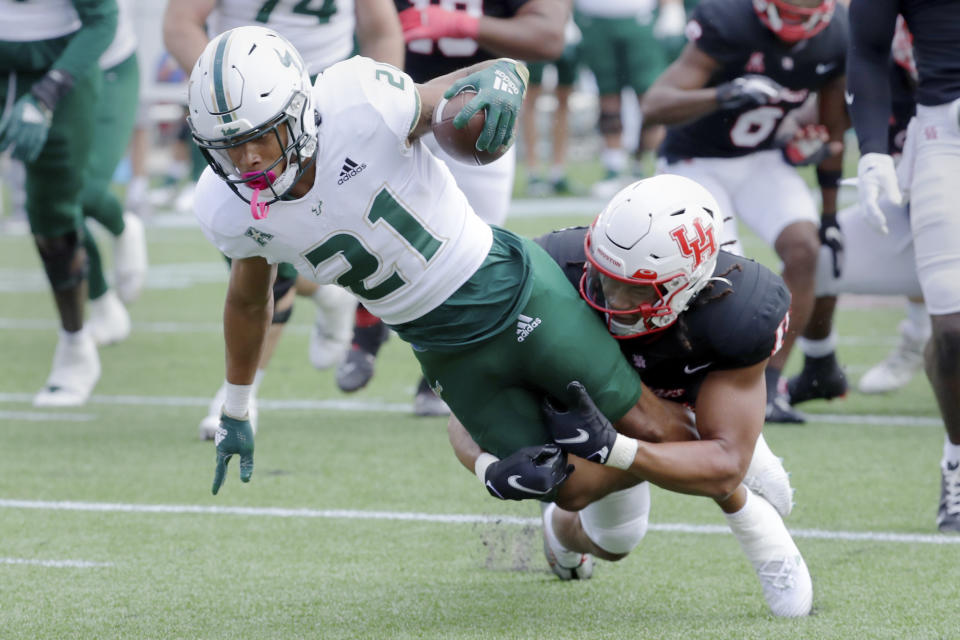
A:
[[187, 26, 317, 205], [582, 175, 724, 338]]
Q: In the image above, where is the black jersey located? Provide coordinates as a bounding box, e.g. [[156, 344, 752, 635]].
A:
[[536, 227, 791, 406], [394, 0, 530, 83], [889, 62, 917, 156], [848, 0, 960, 154], [660, 0, 848, 161]]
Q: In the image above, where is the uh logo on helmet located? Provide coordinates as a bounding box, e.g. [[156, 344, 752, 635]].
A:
[[187, 25, 318, 206], [752, 0, 836, 43], [581, 175, 724, 339]]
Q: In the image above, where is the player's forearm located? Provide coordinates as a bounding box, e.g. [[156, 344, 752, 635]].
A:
[[163, 10, 210, 72], [847, 0, 899, 154], [356, 1, 405, 68], [223, 296, 271, 386], [628, 440, 744, 499], [475, 12, 566, 61], [641, 86, 720, 126], [56, 0, 117, 81]]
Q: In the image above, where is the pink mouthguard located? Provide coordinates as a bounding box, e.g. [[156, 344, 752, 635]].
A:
[[242, 170, 277, 220]]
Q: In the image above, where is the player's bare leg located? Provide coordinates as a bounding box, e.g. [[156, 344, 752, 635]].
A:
[[766, 221, 819, 422], [926, 313, 960, 532]]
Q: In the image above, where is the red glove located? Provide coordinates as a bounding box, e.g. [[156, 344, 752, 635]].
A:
[[399, 5, 480, 43], [781, 123, 832, 167]]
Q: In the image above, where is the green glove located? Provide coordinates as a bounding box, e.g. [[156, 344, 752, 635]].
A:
[[212, 413, 255, 495], [0, 94, 53, 163], [444, 58, 529, 152]]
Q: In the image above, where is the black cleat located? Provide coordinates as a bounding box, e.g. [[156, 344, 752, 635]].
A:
[[336, 347, 376, 393], [765, 394, 806, 424], [787, 354, 848, 405], [937, 461, 960, 533]]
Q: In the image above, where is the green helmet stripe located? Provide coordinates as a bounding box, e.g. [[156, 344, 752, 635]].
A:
[[212, 33, 234, 124]]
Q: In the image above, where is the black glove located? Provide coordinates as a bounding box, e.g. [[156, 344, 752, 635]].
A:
[[482, 445, 573, 501], [715, 75, 784, 110], [819, 213, 844, 279], [541, 381, 618, 464]]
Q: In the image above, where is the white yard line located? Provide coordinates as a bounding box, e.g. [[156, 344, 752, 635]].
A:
[[0, 410, 93, 422], [0, 391, 941, 425], [0, 557, 113, 568], [1, 498, 956, 546]]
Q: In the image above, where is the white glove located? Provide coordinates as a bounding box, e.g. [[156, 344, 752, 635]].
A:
[[654, 1, 686, 38], [857, 153, 902, 235]]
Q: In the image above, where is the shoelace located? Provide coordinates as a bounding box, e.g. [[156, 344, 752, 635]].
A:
[[943, 466, 960, 516], [756, 557, 798, 590]]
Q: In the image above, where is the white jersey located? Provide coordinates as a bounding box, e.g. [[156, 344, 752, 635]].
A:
[[0, 0, 81, 41], [194, 56, 493, 325], [99, 0, 137, 70], [212, 0, 355, 76]]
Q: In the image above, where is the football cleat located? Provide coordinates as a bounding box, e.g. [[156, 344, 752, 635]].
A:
[[33, 330, 101, 407], [413, 388, 451, 417], [727, 491, 812, 617], [85, 290, 131, 346], [589, 171, 626, 200], [765, 394, 805, 424], [858, 328, 926, 394], [308, 285, 356, 370], [199, 383, 258, 440], [743, 434, 794, 518], [114, 212, 148, 304], [336, 347, 376, 393], [937, 461, 960, 534], [787, 353, 847, 405], [541, 503, 594, 580]]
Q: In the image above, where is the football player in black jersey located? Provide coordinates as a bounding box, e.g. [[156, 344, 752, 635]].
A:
[[640, 0, 850, 423], [788, 17, 927, 405], [449, 175, 813, 617], [847, 0, 960, 534], [336, 0, 571, 413]]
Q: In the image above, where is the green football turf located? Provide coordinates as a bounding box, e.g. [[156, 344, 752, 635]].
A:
[[0, 211, 954, 639]]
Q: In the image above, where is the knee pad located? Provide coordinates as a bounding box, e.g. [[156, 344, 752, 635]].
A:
[[598, 110, 623, 136], [35, 231, 87, 291], [579, 482, 651, 555]]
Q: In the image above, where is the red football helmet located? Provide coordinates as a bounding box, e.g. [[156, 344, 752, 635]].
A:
[[752, 0, 836, 43]]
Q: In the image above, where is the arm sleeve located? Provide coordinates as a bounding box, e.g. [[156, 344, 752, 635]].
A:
[[55, 0, 118, 80], [847, 0, 899, 154]]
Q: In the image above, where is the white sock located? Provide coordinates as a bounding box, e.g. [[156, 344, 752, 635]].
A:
[[797, 331, 837, 358], [601, 148, 627, 175], [725, 488, 798, 567], [903, 301, 931, 342], [549, 164, 566, 181], [943, 437, 960, 468], [60, 327, 88, 346], [252, 368, 266, 394]]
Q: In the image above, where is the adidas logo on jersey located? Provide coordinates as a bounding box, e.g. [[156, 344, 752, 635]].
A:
[[516, 314, 541, 342], [337, 157, 367, 185]]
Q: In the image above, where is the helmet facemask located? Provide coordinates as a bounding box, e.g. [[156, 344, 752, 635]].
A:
[[752, 0, 836, 43]]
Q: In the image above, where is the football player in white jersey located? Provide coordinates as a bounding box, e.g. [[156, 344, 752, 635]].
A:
[[188, 27, 691, 508], [163, 0, 404, 438]]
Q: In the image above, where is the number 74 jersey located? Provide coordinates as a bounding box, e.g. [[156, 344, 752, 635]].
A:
[[193, 56, 494, 325]]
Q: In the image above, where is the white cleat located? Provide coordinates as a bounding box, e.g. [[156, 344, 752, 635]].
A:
[[114, 212, 148, 304], [198, 383, 258, 440], [33, 330, 101, 407], [309, 285, 356, 370], [726, 489, 813, 618], [743, 433, 794, 518], [86, 290, 131, 346], [541, 503, 594, 580], [858, 324, 926, 394]]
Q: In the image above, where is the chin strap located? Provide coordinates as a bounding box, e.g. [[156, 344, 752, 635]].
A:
[[242, 170, 277, 220]]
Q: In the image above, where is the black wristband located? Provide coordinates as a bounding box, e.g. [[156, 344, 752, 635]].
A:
[[30, 70, 75, 112], [816, 168, 842, 190]]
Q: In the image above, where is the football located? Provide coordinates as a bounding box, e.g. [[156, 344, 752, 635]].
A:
[[431, 90, 511, 165]]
